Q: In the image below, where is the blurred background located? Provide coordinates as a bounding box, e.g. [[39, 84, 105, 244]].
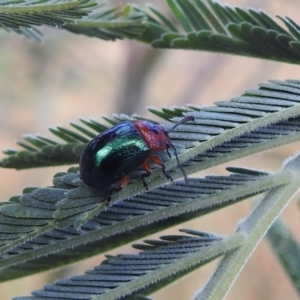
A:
[[1, 0, 300, 299]]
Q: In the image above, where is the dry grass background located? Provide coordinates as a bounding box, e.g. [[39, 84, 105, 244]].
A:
[[0, 0, 300, 299]]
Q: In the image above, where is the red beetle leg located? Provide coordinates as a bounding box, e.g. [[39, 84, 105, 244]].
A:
[[141, 161, 152, 190], [148, 154, 173, 182], [107, 175, 130, 204]]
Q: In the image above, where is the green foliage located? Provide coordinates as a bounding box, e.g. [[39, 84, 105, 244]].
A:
[[0, 0, 145, 41], [2, 0, 300, 63], [12, 231, 243, 300], [0, 0, 96, 41], [267, 219, 300, 294], [1, 1, 300, 300]]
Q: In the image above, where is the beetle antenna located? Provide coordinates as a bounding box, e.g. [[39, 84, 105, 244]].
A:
[[168, 115, 194, 184], [168, 115, 195, 133], [170, 143, 188, 184]]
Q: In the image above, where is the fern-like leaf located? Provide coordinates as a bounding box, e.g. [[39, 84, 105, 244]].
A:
[[7, 153, 300, 299], [131, 0, 300, 64], [12, 230, 243, 300], [266, 219, 300, 295], [0, 118, 111, 169], [0, 169, 277, 281], [196, 153, 300, 299], [2, 79, 300, 170], [62, 3, 146, 40], [0, 0, 145, 41], [3, 0, 300, 63], [1, 80, 300, 292], [0, 0, 96, 40]]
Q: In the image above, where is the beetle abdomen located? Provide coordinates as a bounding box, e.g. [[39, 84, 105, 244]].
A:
[[95, 138, 150, 181], [80, 122, 149, 188]]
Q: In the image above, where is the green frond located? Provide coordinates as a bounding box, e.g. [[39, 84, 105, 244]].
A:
[[2, 79, 300, 172], [267, 219, 300, 295], [0, 117, 111, 169], [1, 83, 300, 296], [0, 169, 274, 281], [0, 0, 145, 41], [195, 153, 300, 300], [2, 0, 300, 297], [0, 0, 96, 40], [62, 3, 146, 40], [147, 106, 188, 120], [12, 230, 242, 300], [10, 147, 300, 300], [130, 0, 300, 64], [3, 0, 300, 63]]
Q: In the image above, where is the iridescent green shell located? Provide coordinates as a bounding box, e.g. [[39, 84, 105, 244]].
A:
[[80, 122, 149, 188]]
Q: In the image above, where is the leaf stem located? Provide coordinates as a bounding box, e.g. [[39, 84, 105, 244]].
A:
[[195, 153, 300, 300]]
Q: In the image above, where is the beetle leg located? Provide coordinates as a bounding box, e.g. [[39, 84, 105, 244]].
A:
[[166, 147, 172, 158], [169, 143, 188, 184], [141, 161, 152, 190], [107, 175, 130, 204], [148, 154, 173, 182]]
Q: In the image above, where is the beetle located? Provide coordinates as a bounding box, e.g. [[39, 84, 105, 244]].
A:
[[79, 115, 195, 202]]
